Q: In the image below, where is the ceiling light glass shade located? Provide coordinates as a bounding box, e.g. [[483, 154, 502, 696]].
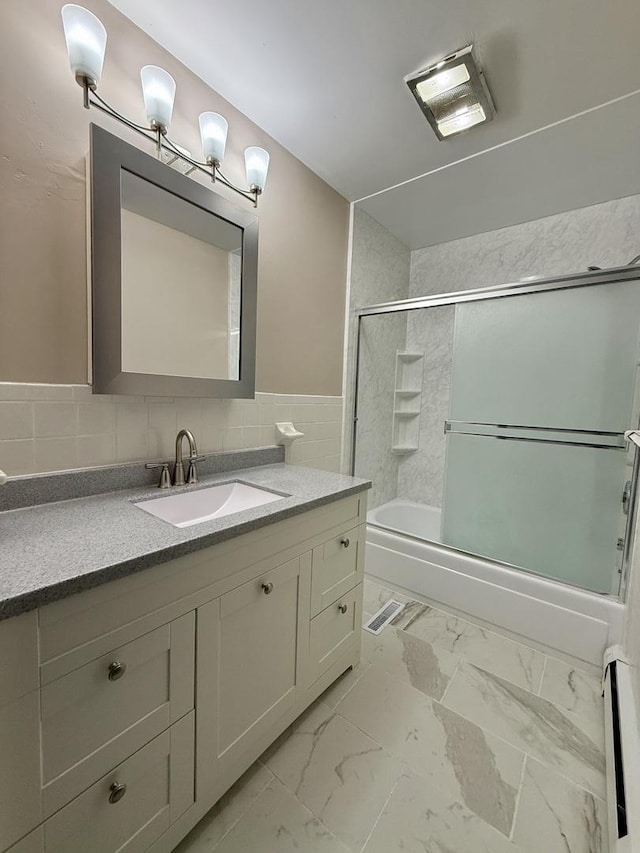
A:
[[437, 103, 486, 137], [415, 64, 470, 103], [244, 147, 270, 192], [140, 65, 176, 131], [61, 4, 107, 86], [199, 112, 228, 164]]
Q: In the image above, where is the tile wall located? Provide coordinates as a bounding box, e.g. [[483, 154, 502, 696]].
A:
[[0, 383, 343, 477], [344, 207, 410, 507], [349, 192, 640, 511]]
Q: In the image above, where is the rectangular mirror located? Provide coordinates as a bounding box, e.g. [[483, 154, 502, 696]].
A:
[[90, 123, 258, 398]]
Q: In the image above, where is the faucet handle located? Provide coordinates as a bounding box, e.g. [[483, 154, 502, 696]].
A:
[[145, 461, 172, 489], [186, 457, 205, 485]]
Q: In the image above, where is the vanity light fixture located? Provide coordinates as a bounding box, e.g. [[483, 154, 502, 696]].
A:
[[61, 4, 269, 206], [405, 44, 495, 141]]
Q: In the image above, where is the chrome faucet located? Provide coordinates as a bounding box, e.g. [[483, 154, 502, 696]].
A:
[[174, 428, 200, 486], [145, 429, 204, 488]]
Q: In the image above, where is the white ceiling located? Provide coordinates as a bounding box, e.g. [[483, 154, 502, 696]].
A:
[[109, 0, 640, 248]]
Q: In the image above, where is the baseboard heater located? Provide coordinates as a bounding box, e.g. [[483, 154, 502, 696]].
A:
[[603, 648, 640, 852]]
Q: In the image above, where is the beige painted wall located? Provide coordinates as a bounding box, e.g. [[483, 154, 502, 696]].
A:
[[0, 0, 349, 395]]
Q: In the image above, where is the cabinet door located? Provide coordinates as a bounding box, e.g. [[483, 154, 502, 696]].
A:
[[0, 691, 41, 852], [216, 555, 310, 773]]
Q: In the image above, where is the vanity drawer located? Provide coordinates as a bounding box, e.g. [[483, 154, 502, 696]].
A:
[[41, 612, 194, 817], [310, 524, 363, 616], [6, 828, 44, 853], [43, 711, 194, 853], [309, 585, 362, 684]]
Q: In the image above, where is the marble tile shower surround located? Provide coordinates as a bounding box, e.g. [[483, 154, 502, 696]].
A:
[[175, 577, 608, 853], [0, 383, 343, 478], [341, 207, 410, 479], [355, 312, 407, 509], [348, 193, 640, 520], [409, 193, 640, 297], [396, 304, 454, 508]]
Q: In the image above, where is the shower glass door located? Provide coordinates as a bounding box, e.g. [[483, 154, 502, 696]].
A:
[[353, 273, 640, 596], [441, 280, 640, 594]]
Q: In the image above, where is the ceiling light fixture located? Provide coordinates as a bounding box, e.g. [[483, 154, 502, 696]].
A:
[[61, 4, 269, 206], [405, 44, 495, 141]]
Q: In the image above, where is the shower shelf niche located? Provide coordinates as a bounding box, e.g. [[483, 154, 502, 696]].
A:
[[392, 351, 424, 454]]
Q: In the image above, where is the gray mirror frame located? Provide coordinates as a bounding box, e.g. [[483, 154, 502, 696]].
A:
[[90, 123, 258, 398]]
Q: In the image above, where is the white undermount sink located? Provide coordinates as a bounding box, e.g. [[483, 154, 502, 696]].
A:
[[134, 481, 287, 528]]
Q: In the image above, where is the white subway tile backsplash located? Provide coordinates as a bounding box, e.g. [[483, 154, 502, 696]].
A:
[[260, 424, 276, 447], [0, 384, 344, 477], [0, 384, 29, 401], [148, 402, 178, 452], [27, 384, 75, 401], [77, 433, 117, 468], [77, 403, 116, 435], [116, 402, 148, 433], [0, 402, 34, 439], [72, 385, 94, 401], [223, 427, 244, 451], [241, 425, 262, 448], [116, 430, 149, 463], [34, 437, 78, 472], [33, 402, 78, 438], [240, 400, 261, 427], [176, 399, 203, 436], [0, 439, 35, 475], [225, 401, 244, 428]]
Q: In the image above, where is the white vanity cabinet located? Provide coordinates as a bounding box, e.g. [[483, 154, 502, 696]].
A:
[[216, 555, 309, 772], [0, 490, 367, 853]]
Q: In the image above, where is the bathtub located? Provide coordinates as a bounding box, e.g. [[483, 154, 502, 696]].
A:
[[366, 499, 623, 666]]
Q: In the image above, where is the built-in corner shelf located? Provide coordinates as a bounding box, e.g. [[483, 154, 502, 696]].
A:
[[392, 351, 424, 454]]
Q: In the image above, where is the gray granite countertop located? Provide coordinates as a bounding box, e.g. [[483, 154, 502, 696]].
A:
[[0, 463, 370, 621]]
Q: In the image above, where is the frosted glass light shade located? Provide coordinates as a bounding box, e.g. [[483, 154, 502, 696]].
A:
[[61, 4, 107, 85], [140, 65, 176, 131], [199, 112, 228, 164], [244, 147, 270, 192]]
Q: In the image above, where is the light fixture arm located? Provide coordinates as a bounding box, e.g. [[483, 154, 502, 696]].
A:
[[79, 77, 261, 207]]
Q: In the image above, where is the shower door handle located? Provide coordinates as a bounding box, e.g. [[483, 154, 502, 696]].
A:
[[622, 480, 632, 515]]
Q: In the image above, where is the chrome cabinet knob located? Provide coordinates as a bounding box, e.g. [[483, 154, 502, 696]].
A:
[[340, 538, 350, 548], [108, 781, 127, 804], [107, 661, 127, 681], [261, 582, 274, 595], [338, 603, 348, 614]]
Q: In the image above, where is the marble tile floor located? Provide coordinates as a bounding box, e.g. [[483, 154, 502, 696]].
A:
[[175, 577, 608, 853]]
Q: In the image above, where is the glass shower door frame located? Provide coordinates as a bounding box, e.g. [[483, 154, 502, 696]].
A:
[[351, 264, 640, 600]]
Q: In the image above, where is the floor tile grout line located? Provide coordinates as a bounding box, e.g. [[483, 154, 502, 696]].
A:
[[333, 667, 538, 807], [439, 672, 606, 801], [269, 766, 360, 852], [438, 657, 461, 705], [357, 775, 401, 853], [330, 663, 370, 711], [509, 752, 530, 841], [368, 584, 605, 739], [537, 654, 549, 697], [517, 752, 608, 803], [209, 770, 275, 852], [423, 642, 547, 705]]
